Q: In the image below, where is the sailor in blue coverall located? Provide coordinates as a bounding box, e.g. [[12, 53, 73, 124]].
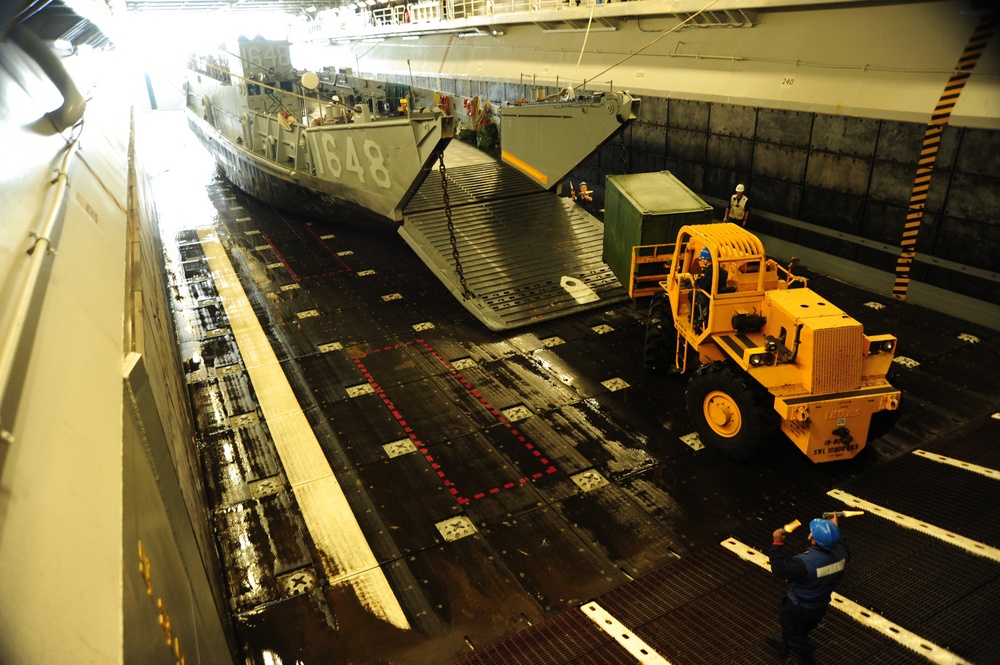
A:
[[767, 517, 848, 664]]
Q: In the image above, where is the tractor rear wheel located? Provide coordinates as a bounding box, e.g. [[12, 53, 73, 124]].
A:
[[643, 293, 676, 372], [685, 362, 777, 460]]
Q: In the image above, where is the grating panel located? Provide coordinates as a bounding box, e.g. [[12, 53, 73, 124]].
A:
[[812, 324, 863, 393], [845, 453, 1000, 548], [598, 546, 747, 626], [921, 413, 1000, 471], [447, 609, 613, 664], [919, 575, 1000, 664]]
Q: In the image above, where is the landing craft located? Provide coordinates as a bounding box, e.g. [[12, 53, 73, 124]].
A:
[[184, 37, 641, 330], [185, 38, 639, 221], [184, 38, 455, 222]]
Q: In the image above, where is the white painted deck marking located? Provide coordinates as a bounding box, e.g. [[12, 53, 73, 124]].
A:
[[828, 489, 1000, 563], [912, 449, 999, 480], [581, 601, 672, 664], [720, 539, 971, 665], [560, 275, 600, 304], [198, 229, 410, 630]]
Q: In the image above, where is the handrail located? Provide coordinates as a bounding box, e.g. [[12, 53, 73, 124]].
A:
[[0, 138, 81, 445]]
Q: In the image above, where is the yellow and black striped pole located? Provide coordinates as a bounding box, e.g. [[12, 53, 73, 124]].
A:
[[892, 15, 998, 301]]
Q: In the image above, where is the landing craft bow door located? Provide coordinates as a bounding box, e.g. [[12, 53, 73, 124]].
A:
[[498, 92, 640, 190]]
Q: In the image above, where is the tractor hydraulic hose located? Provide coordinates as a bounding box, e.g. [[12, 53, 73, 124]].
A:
[[786, 324, 804, 363]]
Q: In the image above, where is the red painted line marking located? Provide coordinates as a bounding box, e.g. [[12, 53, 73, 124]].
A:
[[263, 233, 300, 282], [352, 339, 559, 503], [262, 229, 353, 281]]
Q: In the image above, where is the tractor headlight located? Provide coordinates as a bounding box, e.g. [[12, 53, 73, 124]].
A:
[[749, 352, 773, 367], [869, 338, 896, 355]]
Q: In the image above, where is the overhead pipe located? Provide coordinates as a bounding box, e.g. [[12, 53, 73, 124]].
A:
[[9, 23, 87, 134]]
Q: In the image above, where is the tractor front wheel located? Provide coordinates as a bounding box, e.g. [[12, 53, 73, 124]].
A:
[[685, 363, 777, 460]]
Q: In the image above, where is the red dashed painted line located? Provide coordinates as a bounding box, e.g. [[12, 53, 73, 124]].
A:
[[263, 230, 353, 282], [352, 339, 558, 504]]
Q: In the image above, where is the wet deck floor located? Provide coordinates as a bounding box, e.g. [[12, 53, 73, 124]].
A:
[[138, 110, 1000, 665]]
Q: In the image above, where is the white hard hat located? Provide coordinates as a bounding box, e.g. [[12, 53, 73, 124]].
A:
[[736, 184, 745, 192]]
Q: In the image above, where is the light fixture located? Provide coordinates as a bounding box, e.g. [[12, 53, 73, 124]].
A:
[[401, 35, 419, 40]]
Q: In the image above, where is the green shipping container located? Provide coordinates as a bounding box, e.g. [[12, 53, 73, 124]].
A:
[[602, 171, 714, 287]]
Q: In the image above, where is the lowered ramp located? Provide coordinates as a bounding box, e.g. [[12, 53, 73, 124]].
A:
[[400, 141, 628, 331]]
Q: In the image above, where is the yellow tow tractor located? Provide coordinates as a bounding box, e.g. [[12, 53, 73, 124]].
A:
[[640, 223, 901, 462]]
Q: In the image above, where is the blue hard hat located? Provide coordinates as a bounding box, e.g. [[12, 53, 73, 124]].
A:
[[698, 247, 712, 260], [809, 519, 841, 550]]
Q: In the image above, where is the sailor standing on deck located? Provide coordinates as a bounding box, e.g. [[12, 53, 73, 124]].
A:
[[766, 516, 848, 665], [724, 183, 749, 227], [571, 182, 594, 214]]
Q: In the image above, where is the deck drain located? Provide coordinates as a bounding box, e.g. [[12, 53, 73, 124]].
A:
[[958, 333, 979, 343], [381, 293, 403, 301], [412, 322, 435, 331], [436, 516, 477, 542], [336, 250, 353, 256], [601, 377, 630, 392], [864, 301, 885, 310], [318, 341, 343, 353], [296, 309, 320, 319], [383, 438, 418, 458], [277, 567, 318, 598], [279, 283, 300, 292], [451, 357, 477, 370], [571, 469, 609, 492], [356, 269, 376, 276], [319, 233, 335, 240], [680, 432, 705, 451], [254, 244, 270, 252], [541, 336, 565, 347], [502, 405, 533, 422], [248, 476, 283, 499], [347, 383, 375, 398], [266, 262, 284, 270], [591, 324, 615, 335], [893, 356, 920, 368]]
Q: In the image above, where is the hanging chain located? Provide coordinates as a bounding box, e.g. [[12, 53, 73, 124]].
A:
[[440, 151, 473, 299], [620, 130, 627, 174]]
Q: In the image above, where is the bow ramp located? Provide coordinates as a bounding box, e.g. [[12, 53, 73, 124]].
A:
[[499, 91, 640, 189], [400, 140, 628, 331]]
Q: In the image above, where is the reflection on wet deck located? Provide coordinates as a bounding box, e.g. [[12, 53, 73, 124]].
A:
[[140, 109, 1000, 665]]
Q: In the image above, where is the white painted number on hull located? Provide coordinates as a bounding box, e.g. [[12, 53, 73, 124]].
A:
[[314, 135, 392, 189]]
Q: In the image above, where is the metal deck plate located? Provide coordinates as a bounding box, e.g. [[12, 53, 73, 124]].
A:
[[401, 141, 628, 331]]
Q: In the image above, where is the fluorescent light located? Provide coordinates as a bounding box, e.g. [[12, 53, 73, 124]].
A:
[[401, 35, 419, 40]]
